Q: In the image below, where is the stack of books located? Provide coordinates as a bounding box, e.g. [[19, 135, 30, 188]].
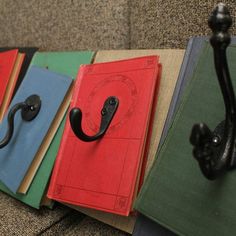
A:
[[0, 46, 184, 233], [0, 50, 94, 208], [1, 34, 235, 236], [134, 36, 236, 236]]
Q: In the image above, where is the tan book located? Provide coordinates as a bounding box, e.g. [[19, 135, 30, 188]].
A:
[[66, 49, 185, 233]]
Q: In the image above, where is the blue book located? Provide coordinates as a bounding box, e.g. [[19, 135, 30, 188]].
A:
[[0, 66, 72, 193]]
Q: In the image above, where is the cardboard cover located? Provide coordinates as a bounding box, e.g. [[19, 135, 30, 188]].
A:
[[48, 56, 161, 216]]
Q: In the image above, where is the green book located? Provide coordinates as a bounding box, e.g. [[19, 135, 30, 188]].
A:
[[135, 42, 236, 236], [0, 51, 94, 208]]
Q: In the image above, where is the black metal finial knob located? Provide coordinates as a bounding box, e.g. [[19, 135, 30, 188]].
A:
[[208, 3, 232, 48]]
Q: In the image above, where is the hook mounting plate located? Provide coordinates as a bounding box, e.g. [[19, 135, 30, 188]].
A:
[[99, 96, 119, 132], [21, 95, 41, 121]]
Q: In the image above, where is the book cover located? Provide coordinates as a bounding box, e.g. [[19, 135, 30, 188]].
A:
[[0, 51, 94, 208], [64, 49, 184, 233], [135, 42, 236, 236], [48, 56, 161, 216], [0, 47, 39, 98], [0, 50, 18, 106], [0, 66, 72, 194], [133, 213, 176, 236], [0, 49, 25, 122]]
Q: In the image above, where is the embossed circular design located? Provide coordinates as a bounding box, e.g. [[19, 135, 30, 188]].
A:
[[84, 74, 138, 134]]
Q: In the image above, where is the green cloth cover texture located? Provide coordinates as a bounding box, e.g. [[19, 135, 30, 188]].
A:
[[0, 51, 94, 208], [135, 42, 236, 236]]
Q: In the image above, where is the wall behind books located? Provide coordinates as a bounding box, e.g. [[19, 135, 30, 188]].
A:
[[1, 0, 236, 50], [0, 0, 130, 50], [130, 0, 236, 49]]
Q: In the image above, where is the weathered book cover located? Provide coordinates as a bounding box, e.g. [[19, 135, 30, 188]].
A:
[[48, 56, 161, 216], [135, 42, 236, 236]]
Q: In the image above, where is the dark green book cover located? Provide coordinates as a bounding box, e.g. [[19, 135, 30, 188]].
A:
[[135, 42, 236, 236], [0, 51, 94, 208]]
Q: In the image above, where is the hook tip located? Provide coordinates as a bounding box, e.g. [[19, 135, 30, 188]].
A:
[[70, 108, 83, 123]]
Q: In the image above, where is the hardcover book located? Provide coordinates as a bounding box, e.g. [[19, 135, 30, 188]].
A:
[[48, 56, 162, 216], [0, 47, 39, 98]]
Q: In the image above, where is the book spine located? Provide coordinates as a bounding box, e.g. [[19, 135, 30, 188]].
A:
[[158, 37, 194, 148]]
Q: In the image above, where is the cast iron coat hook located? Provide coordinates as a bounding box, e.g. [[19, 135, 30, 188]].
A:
[[69, 96, 119, 142], [0, 95, 41, 148], [190, 3, 236, 180]]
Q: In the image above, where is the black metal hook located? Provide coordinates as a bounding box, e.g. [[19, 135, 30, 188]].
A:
[[0, 95, 41, 148], [69, 96, 119, 142], [190, 3, 236, 180]]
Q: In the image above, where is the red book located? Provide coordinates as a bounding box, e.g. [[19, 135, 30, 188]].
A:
[[47, 56, 162, 216], [0, 49, 25, 121]]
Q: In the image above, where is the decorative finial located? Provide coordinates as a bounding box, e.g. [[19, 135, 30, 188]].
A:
[[190, 3, 236, 180], [208, 3, 232, 48]]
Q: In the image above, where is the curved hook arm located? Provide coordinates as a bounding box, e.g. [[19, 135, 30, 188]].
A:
[[0, 94, 41, 149], [190, 3, 236, 180], [0, 103, 26, 148], [70, 96, 119, 142]]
